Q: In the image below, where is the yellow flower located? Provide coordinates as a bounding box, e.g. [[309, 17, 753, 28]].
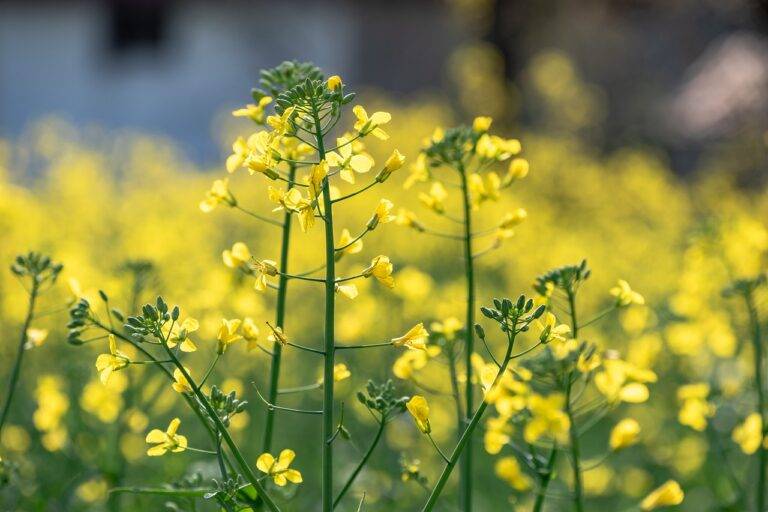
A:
[[269, 187, 315, 233], [226, 136, 251, 173], [594, 360, 655, 404], [406, 395, 431, 434], [499, 209, 527, 229], [199, 178, 235, 212], [25, 328, 49, 349], [164, 317, 199, 352], [242, 317, 260, 351], [145, 418, 187, 456], [256, 449, 303, 486], [363, 255, 395, 288], [476, 134, 521, 161], [419, 182, 447, 213], [523, 393, 570, 443], [335, 283, 358, 300], [392, 323, 429, 351], [610, 280, 645, 306], [326, 136, 373, 184], [468, 172, 501, 205], [318, 363, 352, 384], [640, 480, 684, 510], [430, 317, 463, 340], [495, 456, 531, 491], [217, 319, 243, 354], [244, 131, 281, 176], [577, 351, 601, 373], [732, 413, 764, 454], [534, 312, 571, 344], [377, 149, 406, 182], [266, 107, 295, 136], [404, 153, 430, 189], [676, 384, 714, 431], [327, 75, 342, 90], [338, 228, 363, 256], [171, 368, 193, 394], [95, 335, 129, 384], [473, 116, 493, 132], [232, 96, 272, 124], [396, 208, 425, 232], [222, 242, 251, 268], [353, 105, 391, 140], [254, 259, 278, 292], [484, 416, 512, 454], [609, 418, 641, 451], [504, 158, 529, 184], [392, 346, 441, 379], [368, 198, 396, 229]]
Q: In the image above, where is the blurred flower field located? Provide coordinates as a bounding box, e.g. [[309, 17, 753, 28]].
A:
[[0, 53, 767, 512]]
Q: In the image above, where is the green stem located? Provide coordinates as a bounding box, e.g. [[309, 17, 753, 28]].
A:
[[532, 445, 558, 512], [747, 294, 766, 512], [566, 289, 585, 512], [0, 281, 39, 436], [333, 419, 385, 508], [263, 166, 295, 453], [458, 165, 475, 512], [313, 103, 335, 512], [421, 331, 516, 512]]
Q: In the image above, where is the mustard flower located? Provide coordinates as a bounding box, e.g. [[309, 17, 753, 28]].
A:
[[363, 255, 395, 288], [95, 334, 129, 384], [244, 131, 281, 176], [171, 367, 193, 394], [468, 172, 501, 205], [376, 149, 406, 182], [395, 208, 425, 232], [217, 318, 243, 354], [256, 449, 303, 486], [430, 317, 463, 340], [199, 178, 235, 212], [266, 106, 295, 136], [504, 158, 529, 184], [732, 413, 764, 454], [610, 279, 645, 306], [222, 242, 251, 268], [523, 393, 570, 443], [145, 418, 187, 456], [318, 363, 352, 385], [499, 209, 528, 229], [495, 456, 531, 491], [609, 418, 641, 451], [595, 359, 656, 404], [338, 228, 363, 255], [25, 328, 48, 349], [242, 317, 260, 351], [326, 136, 373, 184], [352, 105, 391, 140], [640, 480, 684, 510], [534, 312, 571, 344], [406, 395, 431, 434], [267, 324, 288, 346], [418, 182, 448, 213], [335, 283, 359, 300], [391, 323, 429, 351], [676, 383, 715, 431], [226, 136, 251, 173], [308, 160, 328, 199], [367, 198, 396, 229], [254, 259, 278, 292], [472, 116, 493, 132], [231, 96, 272, 124], [404, 153, 430, 189], [269, 187, 315, 233], [392, 346, 441, 379], [164, 317, 199, 352], [327, 75, 342, 90]]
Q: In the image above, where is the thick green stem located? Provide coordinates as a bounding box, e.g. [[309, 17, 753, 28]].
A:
[[532, 446, 558, 512], [333, 419, 385, 508], [566, 289, 585, 512], [747, 294, 766, 512], [458, 165, 475, 512], [0, 281, 39, 436], [313, 106, 335, 512], [421, 332, 515, 512], [262, 163, 295, 453]]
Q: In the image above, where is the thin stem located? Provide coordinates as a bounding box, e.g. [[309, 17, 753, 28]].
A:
[[458, 164, 475, 512], [335, 341, 392, 350], [532, 445, 558, 512], [334, 419, 385, 508], [278, 382, 322, 395], [313, 101, 336, 512], [263, 162, 296, 453], [335, 227, 370, 252], [447, 341, 465, 433], [277, 271, 324, 283], [747, 293, 766, 512], [234, 205, 283, 227], [566, 289, 585, 512], [428, 433, 450, 463], [286, 341, 325, 355], [332, 180, 378, 203], [579, 305, 617, 329], [421, 331, 516, 512], [199, 353, 220, 387], [421, 227, 464, 241], [0, 281, 39, 436]]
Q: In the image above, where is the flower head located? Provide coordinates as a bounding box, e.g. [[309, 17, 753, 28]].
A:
[[164, 317, 199, 352], [232, 96, 272, 124], [242, 317, 260, 351], [256, 449, 303, 486], [473, 116, 493, 132], [222, 242, 252, 268], [419, 182, 447, 213], [640, 480, 684, 510], [609, 418, 641, 451], [217, 318, 243, 354], [145, 418, 187, 456], [25, 328, 49, 349], [353, 105, 391, 140], [326, 136, 373, 184], [363, 255, 395, 288], [406, 395, 431, 434], [610, 280, 645, 306], [732, 413, 764, 454], [254, 259, 278, 292], [377, 149, 406, 182], [199, 178, 235, 212], [367, 199, 396, 230], [171, 368, 193, 394], [495, 456, 531, 491], [95, 335, 129, 384], [504, 158, 529, 184], [391, 323, 429, 351], [338, 228, 363, 256]]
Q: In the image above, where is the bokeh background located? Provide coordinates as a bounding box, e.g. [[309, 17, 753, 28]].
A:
[[1, 0, 767, 511]]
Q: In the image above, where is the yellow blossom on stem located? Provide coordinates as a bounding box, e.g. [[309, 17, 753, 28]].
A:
[[395, 208, 425, 232], [335, 283, 358, 300], [253, 259, 278, 292], [534, 312, 571, 344], [25, 328, 48, 349], [594, 359, 656, 404], [242, 317, 260, 351], [164, 317, 199, 352], [495, 456, 531, 491], [367, 198, 396, 229], [217, 319, 243, 354], [327, 75, 342, 90], [199, 178, 235, 212], [392, 346, 441, 379], [523, 393, 570, 443], [404, 153, 429, 189], [406, 395, 431, 434], [352, 105, 391, 140], [308, 160, 329, 199], [609, 418, 641, 451], [171, 367, 193, 394], [232, 96, 272, 124], [266, 323, 288, 346], [338, 228, 363, 256], [326, 136, 373, 184], [504, 158, 529, 184], [472, 116, 493, 132], [732, 413, 764, 454], [318, 363, 352, 384], [419, 182, 448, 213], [640, 480, 684, 510], [95, 334, 129, 384], [392, 323, 429, 351], [145, 418, 187, 456], [376, 149, 406, 182], [430, 317, 463, 340], [676, 383, 715, 431], [499, 209, 528, 229], [363, 255, 395, 288], [256, 449, 303, 486]]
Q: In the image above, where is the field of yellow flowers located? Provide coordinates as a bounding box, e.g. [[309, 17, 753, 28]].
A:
[[0, 54, 767, 512]]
